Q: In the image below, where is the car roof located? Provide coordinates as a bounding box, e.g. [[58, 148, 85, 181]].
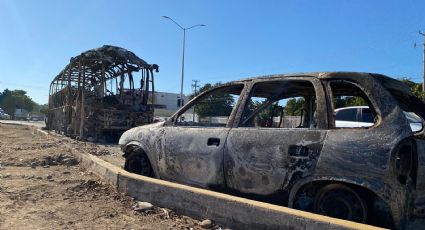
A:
[[230, 71, 412, 96]]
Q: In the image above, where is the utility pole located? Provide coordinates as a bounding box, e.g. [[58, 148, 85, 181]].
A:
[[192, 80, 200, 95], [420, 31, 425, 92], [191, 80, 200, 122], [162, 16, 206, 107]]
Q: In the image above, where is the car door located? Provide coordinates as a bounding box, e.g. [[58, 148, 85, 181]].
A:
[[223, 78, 328, 195], [159, 84, 244, 189]]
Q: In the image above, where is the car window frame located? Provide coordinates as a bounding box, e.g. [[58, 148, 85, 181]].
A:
[[325, 79, 380, 130], [166, 83, 246, 128], [234, 77, 328, 129]]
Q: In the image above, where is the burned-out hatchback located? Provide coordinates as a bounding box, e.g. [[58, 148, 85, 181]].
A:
[[119, 72, 425, 228]]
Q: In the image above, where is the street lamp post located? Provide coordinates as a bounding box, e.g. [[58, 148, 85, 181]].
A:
[[162, 16, 205, 107]]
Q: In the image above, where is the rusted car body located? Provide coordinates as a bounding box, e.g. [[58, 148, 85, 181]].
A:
[[119, 72, 425, 228], [47, 45, 158, 140]]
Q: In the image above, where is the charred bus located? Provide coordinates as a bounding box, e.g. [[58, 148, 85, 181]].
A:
[[47, 45, 159, 141]]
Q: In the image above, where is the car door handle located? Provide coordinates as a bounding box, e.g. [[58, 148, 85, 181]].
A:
[[288, 145, 309, 157], [207, 138, 220, 146]]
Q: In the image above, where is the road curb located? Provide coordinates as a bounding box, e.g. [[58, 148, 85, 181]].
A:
[[32, 127, 384, 230]]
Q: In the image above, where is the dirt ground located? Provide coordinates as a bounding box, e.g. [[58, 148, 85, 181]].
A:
[[0, 123, 219, 230]]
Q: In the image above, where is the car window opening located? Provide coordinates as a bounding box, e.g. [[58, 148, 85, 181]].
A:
[[175, 84, 244, 127], [330, 81, 377, 129], [239, 80, 317, 129]]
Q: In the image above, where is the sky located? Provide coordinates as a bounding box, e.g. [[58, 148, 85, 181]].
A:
[[0, 0, 424, 104]]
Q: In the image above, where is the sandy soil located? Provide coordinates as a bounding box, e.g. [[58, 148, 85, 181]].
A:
[[0, 123, 217, 230]]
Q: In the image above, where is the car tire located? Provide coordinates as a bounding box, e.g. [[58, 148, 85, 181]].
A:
[[313, 184, 368, 223], [124, 150, 154, 177]]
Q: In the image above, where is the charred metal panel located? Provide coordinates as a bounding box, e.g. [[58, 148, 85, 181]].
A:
[[223, 76, 329, 195], [47, 45, 159, 141], [316, 75, 414, 227], [119, 121, 165, 177], [158, 127, 229, 188], [224, 129, 327, 195]]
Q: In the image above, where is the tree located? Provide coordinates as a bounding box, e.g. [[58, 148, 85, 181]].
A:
[[31, 103, 49, 115], [399, 78, 425, 102], [285, 98, 305, 116], [333, 96, 367, 109], [189, 83, 213, 100], [0, 89, 36, 118], [38, 104, 49, 115]]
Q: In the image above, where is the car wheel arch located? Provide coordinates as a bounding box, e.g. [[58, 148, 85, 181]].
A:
[[288, 176, 399, 228], [288, 177, 390, 210], [288, 177, 395, 227], [123, 141, 160, 178], [390, 138, 418, 188]]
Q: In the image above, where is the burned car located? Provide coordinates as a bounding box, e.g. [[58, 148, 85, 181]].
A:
[[119, 72, 425, 228]]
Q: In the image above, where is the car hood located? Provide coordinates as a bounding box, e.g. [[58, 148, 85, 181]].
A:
[[118, 121, 165, 146]]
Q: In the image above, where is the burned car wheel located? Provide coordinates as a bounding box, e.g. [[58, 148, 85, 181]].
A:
[[313, 184, 367, 223], [124, 151, 154, 177]]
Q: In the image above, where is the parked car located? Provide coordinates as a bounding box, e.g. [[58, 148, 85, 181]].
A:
[[0, 112, 10, 120], [335, 106, 423, 132], [119, 72, 425, 228]]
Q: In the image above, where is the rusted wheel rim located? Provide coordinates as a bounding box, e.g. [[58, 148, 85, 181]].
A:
[[314, 184, 367, 223], [125, 154, 153, 177]]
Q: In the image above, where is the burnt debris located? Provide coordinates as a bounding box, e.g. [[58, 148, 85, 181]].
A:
[[47, 45, 159, 141]]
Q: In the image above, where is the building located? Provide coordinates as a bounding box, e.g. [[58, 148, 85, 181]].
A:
[[14, 108, 29, 120], [153, 91, 189, 117]]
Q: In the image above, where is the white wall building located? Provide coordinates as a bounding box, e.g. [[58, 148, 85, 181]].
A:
[[153, 91, 189, 117], [14, 108, 29, 120]]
